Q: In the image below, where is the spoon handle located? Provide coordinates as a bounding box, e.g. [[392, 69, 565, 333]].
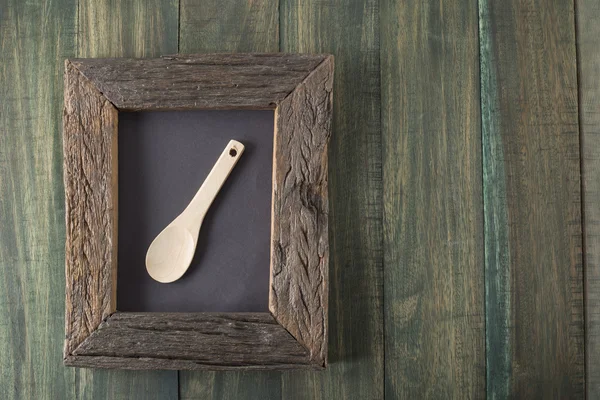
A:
[[183, 140, 245, 224]]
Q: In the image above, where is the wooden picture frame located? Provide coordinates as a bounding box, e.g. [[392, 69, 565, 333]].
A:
[[62, 54, 333, 370]]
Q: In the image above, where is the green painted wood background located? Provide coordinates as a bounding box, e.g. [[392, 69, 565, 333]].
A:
[[0, 0, 596, 398]]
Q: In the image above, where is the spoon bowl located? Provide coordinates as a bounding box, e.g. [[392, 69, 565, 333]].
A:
[[146, 224, 196, 283]]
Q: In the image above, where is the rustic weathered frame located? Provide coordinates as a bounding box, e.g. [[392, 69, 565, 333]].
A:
[[63, 54, 333, 370]]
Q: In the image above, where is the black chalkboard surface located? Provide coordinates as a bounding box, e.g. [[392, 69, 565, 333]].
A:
[[117, 110, 273, 312]]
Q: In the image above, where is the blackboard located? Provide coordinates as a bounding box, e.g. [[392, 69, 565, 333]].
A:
[[117, 110, 273, 312]]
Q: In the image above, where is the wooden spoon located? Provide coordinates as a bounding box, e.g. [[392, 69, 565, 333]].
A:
[[146, 140, 245, 283]]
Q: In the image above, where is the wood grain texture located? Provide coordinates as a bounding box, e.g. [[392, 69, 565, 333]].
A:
[[69, 54, 326, 111], [64, 55, 331, 371], [74, 371, 177, 400], [180, 0, 278, 54], [0, 0, 77, 398], [67, 356, 317, 371], [577, 1, 600, 397], [478, 2, 511, 397], [479, 0, 584, 397], [382, 1, 485, 398], [178, 2, 283, 398], [78, 0, 179, 58], [66, 313, 315, 370], [74, 2, 179, 398], [270, 56, 333, 366], [280, 0, 384, 399], [63, 62, 119, 358], [181, 372, 281, 400]]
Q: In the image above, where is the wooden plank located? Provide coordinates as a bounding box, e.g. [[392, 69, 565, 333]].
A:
[[68, 313, 314, 369], [479, 0, 584, 397], [381, 1, 485, 398], [179, 0, 278, 54], [270, 56, 333, 366], [0, 0, 77, 398], [69, 54, 326, 110], [67, 356, 318, 371], [576, 1, 600, 397], [63, 61, 119, 358], [78, 0, 179, 58], [478, 3, 510, 396], [75, 1, 179, 398], [280, 0, 384, 399], [66, 54, 330, 370], [178, 0, 281, 398], [74, 371, 177, 400], [181, 372, 281, 400]]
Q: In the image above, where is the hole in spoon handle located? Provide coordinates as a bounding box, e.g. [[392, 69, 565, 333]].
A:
[[185, 140, 245, 221]]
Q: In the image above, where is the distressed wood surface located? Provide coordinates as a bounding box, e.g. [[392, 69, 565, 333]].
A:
[[478, 2, 511, 397], [0, 0, 77, 398], [78, 0, 179, 59], [2, 0, 595, 397], [178, 1, 283, 398], [75, 1, 179, 398], [270, 56, 333, 366], [577, 1, 600, 398], [64, 54, 330, 370], [479, 0, 584, 398], [67, 356, 317, 371], [67, 313, 315, 369], [179, 0, 278, 54], [382, 1, 485, 398], [181, 372, 281, 400], [280, 0, 384, 399], [69, 54, 326, 111], [63, 62, 119, 358], [74, 371, 176, 400]]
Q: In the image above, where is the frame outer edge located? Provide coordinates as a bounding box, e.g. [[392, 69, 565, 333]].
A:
[[270, 55, 334, 366], [67, 312, 318, 369], [63, 60, 119, 359], [62, 54, 333, 369], [64, 356, 323, 371]]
